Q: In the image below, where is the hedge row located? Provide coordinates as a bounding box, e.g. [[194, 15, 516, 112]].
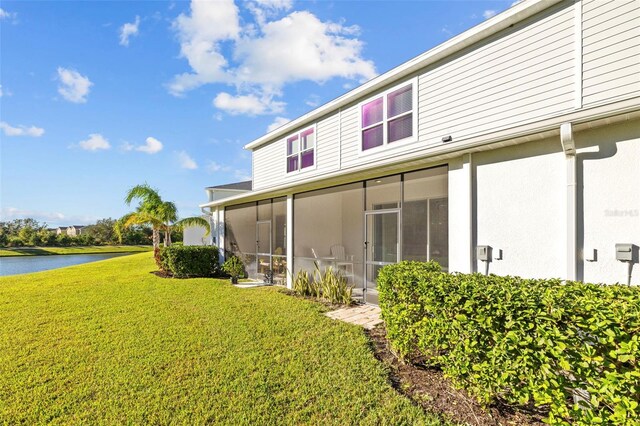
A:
[[158, 245, 219, 278], [377, 261, 640, 425]]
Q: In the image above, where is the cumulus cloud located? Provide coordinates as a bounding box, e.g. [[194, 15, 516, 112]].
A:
[[0, 8, 17, 21], [213, 92, 285, 115], [483, 10, 497, 19], [78, 133, 110, 151], [177, 151, 197, 169], [0, 121, 45, 137], [0, 207, 96, 227], [57, 67, 93, 103], [137, 136, 163, 154], [169, 1, 376, 116], [266, 116, 291, 132], [119, 16, 140, 46]]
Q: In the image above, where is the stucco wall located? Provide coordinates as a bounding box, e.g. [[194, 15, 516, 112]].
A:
[[183, 225, 210, 246], [579, 119, 640, 285]]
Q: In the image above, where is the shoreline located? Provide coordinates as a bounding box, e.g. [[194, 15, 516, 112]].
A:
[[0, 245, 153, 257]]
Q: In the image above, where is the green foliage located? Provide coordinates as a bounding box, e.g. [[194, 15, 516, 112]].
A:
[[378, 261, 640, 425], [0, 253, 438, 424], [158, 245, 219, 278], [293, 264, 353, 305], [293, 269, 320, 298], [221, 255, 245, 279]]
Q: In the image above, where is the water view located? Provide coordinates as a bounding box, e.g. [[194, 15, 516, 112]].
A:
[[0, 253, 133, 277]]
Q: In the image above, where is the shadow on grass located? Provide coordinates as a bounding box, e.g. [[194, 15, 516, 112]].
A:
[[4, 248, 56, 256]]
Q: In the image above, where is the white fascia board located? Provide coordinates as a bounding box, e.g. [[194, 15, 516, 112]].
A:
[[202, 98, 640, 209], [243, 0, 563, 151]]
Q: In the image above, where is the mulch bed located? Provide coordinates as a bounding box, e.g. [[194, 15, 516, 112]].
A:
[[366, 326, 547, 426]]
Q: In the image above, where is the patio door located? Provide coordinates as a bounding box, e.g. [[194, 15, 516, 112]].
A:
[[256, 220, 271, 278], [364, 210, 400, 305]]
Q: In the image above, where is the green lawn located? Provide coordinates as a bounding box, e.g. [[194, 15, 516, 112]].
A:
[[0, 245, 152, 257], [0, 252, 442, 425]]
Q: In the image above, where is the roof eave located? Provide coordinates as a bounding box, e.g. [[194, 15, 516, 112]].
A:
[[243, 0, 561, 151]]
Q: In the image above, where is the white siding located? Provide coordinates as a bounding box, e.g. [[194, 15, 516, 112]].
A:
[[253, 112, 341, 190], [338, 2, 575, 170], [418, 4, 575, 144], [582, 0, 640, 106]]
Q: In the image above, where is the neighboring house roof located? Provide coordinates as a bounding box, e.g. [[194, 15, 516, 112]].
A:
[[57, 227, 68, 230], [71, 225, 85, 229], [206, 181, 252, 191]]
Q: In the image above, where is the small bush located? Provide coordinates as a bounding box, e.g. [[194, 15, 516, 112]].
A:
[[158, 245, 219, 278], [221, 255, 245, 279], [378, 261, 640, 425], [293, 265, 353, 305]]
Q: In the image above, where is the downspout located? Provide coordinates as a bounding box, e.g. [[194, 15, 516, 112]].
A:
[[560, 122, 577, 282]]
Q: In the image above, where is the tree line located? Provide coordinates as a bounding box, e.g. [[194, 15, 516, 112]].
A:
[[0, 218, 182, 248]]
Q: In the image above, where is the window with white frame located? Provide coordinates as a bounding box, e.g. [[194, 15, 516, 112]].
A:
[[286, 127, 315, 173], [361, 82, 414, 151]]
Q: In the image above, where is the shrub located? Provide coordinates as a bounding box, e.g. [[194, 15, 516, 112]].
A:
[[221, 255, 245, 281], [293, 264, 353, 304], [158, 245, 219, 278], [378, 261, 640, 425]]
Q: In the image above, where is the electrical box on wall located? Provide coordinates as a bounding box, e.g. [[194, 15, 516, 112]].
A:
[[616, 244, 638, 262], [477, 245, 492, 262]]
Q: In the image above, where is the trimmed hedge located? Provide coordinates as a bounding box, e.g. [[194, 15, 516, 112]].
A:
[[378, 261, 640, 425], [158, 245, 219, 278]]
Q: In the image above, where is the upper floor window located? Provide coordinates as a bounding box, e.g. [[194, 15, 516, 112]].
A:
[[287, 127, 315, 173], [361, 81, 415, 151]]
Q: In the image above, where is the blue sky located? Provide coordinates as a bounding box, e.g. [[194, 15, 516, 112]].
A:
[[1, 0, 515, 227]]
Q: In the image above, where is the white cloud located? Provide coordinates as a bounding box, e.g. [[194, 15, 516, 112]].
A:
[[483, 10, 497, 19], [511, 0, 525, 6], [177, 151, 197, 169], [266, 116, 290, 132], [119, 16, 140, 46], [213, 92, 284, 115], [137, 136, 163, 154], [0, 121, 45, 137], [169, 1, 376, 116], [57, 67, 93, 103], [0, 84, 3, 97], [206, 161, 250, 181], [0, 8, 17, 21], [78, 133, 111, 151], [0, 207, 97, 227]]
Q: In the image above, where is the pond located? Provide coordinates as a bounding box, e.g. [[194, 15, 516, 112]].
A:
[[0, 253, 133, 277]]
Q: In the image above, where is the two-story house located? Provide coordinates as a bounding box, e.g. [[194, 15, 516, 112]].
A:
[[199, 0, 640, 303]]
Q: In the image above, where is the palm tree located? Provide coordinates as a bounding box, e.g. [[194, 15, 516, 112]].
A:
[[121, 184, 210, 251]]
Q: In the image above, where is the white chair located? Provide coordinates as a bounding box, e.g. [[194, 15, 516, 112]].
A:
[[330, 244, 354, 281]]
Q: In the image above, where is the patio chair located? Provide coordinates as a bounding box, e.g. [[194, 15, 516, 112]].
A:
[[330, 244, 354, 281]]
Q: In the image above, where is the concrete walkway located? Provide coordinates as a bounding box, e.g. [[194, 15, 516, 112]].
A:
[[325, 304, 383, 330]]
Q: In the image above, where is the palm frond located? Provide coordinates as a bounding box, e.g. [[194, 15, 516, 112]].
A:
[[123, 212, 164, 229], [174, 216, 211, 236], [124, 183, 162, 207]]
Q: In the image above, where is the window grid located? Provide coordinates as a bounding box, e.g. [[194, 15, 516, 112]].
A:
[[286, 127, 315, 173], [361, 82, 414, 152]]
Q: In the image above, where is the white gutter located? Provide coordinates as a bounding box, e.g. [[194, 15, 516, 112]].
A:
[[201, 99, 640, 209], [244, 0, 564, 151]]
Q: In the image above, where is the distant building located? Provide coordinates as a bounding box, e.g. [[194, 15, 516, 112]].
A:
[[66, 226, 85, 236], [55, 227, 68, 235]]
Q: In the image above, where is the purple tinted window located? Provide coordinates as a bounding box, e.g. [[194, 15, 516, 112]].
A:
[[301, 150, 314, 168], [388, 114, 412, 143], [387, 85, 412, 118], [287, 135, 298, 155], [362, 124, 384, 150], [287, 156, 299, 173], [362, 98, 383, 127]]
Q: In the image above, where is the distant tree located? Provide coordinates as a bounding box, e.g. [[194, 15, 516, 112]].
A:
[[120, 184, 210, 259]]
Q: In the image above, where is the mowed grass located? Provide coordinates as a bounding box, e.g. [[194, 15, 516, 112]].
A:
[[0, 253, 442, 425], [0, 245, 152, 257]]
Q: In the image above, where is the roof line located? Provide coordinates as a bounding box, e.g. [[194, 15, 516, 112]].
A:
[[243, 0, 561, 151]]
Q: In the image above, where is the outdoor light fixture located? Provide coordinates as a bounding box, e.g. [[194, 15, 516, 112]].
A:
[[375, 179, 382, 183], [442, 135, 453, 143]]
